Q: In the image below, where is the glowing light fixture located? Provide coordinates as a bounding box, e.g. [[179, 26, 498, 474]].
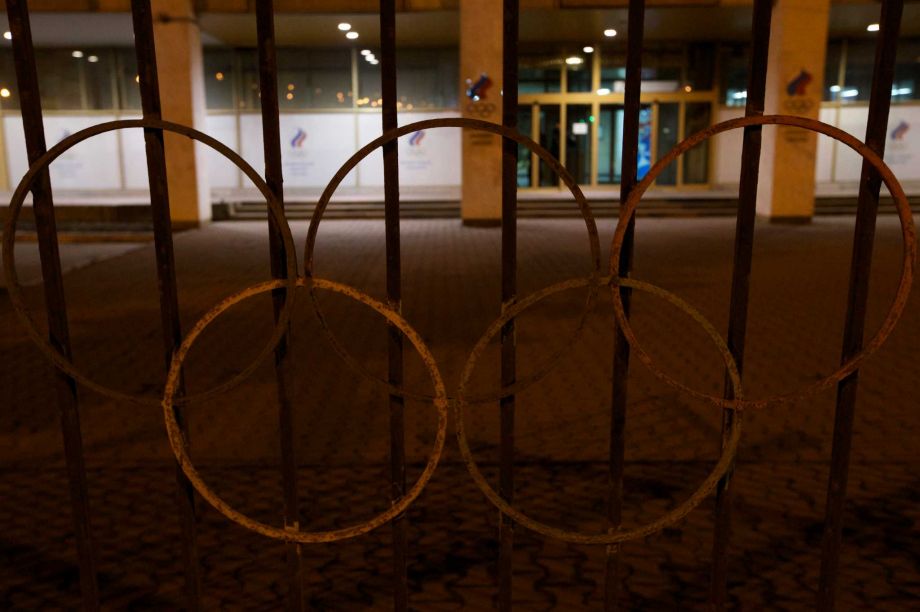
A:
[[72, 50, 84, 58], [88, 55, 99, 63], [892, 87, 912, 96], [596, 87, 611, 95], [337, 23, 351, 31], [287, 83, 295, 91], [369, 59, 379, 65], [829, 85, 841, 92], [732, 90, 748, 99], [0, 88, 10, 98], [583, 46, 594, 54], [604, 28, 617, 38], [565, 56, 584, 65], [867, 23, 880, 32], [841, 89, 859, 98], [346, 31, 359, 40], [286, 92, 294, 100], [684, 85, 692, 92], [135, 75, 140, 83], [361, 49, 371, 56], [3, 32, 11, 40], [215, 71, 224, 81]]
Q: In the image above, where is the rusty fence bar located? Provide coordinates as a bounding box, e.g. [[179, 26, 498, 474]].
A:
[[129, 0, 202, 608], [5, 0, 100, 609], [499, 0, 519, 609], [379, 0, 409, 609], [818, 1, 903, 609], [604, 1, 644, 610], [710, 0, 772, 607], [254, 2, 305, 610]]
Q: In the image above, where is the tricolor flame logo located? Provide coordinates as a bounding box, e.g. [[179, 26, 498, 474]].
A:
[[786, 69, 812, 96], [890, 120, 910, 141], [465, 73, 492, 101], [408, 130, 425, 146], [290, 128, 306, 148]]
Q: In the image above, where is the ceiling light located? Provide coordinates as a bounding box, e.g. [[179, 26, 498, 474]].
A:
[[361, 49, 371, 56], [829, 85, 841, 92], [346, 31, 359, 40], [604, 28, 617, 38], [892, 87, 912, 96], [565, 56, 584, 65], [88, 55, 99, 63], [596, 87, 611, 95], [732, 90, 748, 99], [72, 50, 84, 58], [866, 23, 880, 32], [3, 32, 11, 40], [369, 59, 379, 65], [337, 23, 351, 31], [583, 46, 594, 54], [0, 88, 10, 98], [841, 89, 859, 98], [286, 92, 294, 100], [684, 85, 692, 92], [366, 54, 376, 61]]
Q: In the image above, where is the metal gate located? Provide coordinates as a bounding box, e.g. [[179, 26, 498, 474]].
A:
[[2, 0, 914, 610]]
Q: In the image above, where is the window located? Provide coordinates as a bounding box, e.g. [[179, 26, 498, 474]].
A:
[[204, 49, 235, 110], [519, 53, 562, 93]]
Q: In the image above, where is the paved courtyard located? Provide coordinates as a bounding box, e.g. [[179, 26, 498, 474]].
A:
[[1, 216, 918, 609]]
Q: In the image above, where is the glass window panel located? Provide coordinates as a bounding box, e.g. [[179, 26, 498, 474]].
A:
[[683, 102, 711, 184], [565, 104, 592, 185], [35, 50, 84, 110], [204, 48, 235, 110], [517, 104, 533, 188], [82, 50, 115, 110], [719, 43, 749, 106], [395, 48, 458, 109], [597, 104, 621, 184], [824, 40, 843, 101], [685, 42, 715, 91], [117, 49, 141, 110], [519, 53, 561, 93], [538, 104, 560, 186], [566, 62, 591, 93], [0, 49, 19, 110], [277, 48, 352, 110], [601, 43, 683, 93], [656, 103, 679, 186]]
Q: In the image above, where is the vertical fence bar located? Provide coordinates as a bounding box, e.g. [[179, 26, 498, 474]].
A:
[[499, 1, 519, 610], [129, 1, 201, 608], [5, 1, 100, 609], [710, 1, 772, 607], [254, 3, 304, 611], [379, 1, 408, 609], [710, 0, 773, 610], [817, 1, 903, 609], [604, 1, 643, 609]]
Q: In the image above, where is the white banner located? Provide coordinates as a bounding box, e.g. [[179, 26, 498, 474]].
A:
[[356, 111, 461, 187], [239, 112, 357, 188], [4, 114, 121, 192]]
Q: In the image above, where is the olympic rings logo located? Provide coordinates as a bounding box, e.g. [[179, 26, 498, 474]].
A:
[[782, 97, 816, 114], [3, 115, 915, 546], [465, 102, 496, 118]]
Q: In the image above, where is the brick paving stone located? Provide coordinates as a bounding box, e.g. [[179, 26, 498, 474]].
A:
[[2, 217, 919, 609]]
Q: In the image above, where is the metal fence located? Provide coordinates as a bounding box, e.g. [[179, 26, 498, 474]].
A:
[[2, 0, 914, 610]]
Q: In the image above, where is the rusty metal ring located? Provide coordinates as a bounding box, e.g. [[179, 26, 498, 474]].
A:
[[454, 274, 743, 545], [2, 118, 298, 407], [610, 114, 916, 411], [162, 276, 448, 543], [304, 118, 602, 405]]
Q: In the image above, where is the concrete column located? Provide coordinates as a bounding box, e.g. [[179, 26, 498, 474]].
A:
[[460, 0, 503, 224], [756, 0, 830, 221], [153, 0, 210, 227]]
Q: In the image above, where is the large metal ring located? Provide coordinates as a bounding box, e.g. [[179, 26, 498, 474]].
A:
[[304, 117, 602, 405], [162, 276, 448, 543], [2, 119, 298, 406], [454, 274, 743, 545], [610, 114, 916, 411]]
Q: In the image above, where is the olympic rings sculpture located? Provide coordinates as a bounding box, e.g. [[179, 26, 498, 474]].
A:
[[3, 114, 914, 545]]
